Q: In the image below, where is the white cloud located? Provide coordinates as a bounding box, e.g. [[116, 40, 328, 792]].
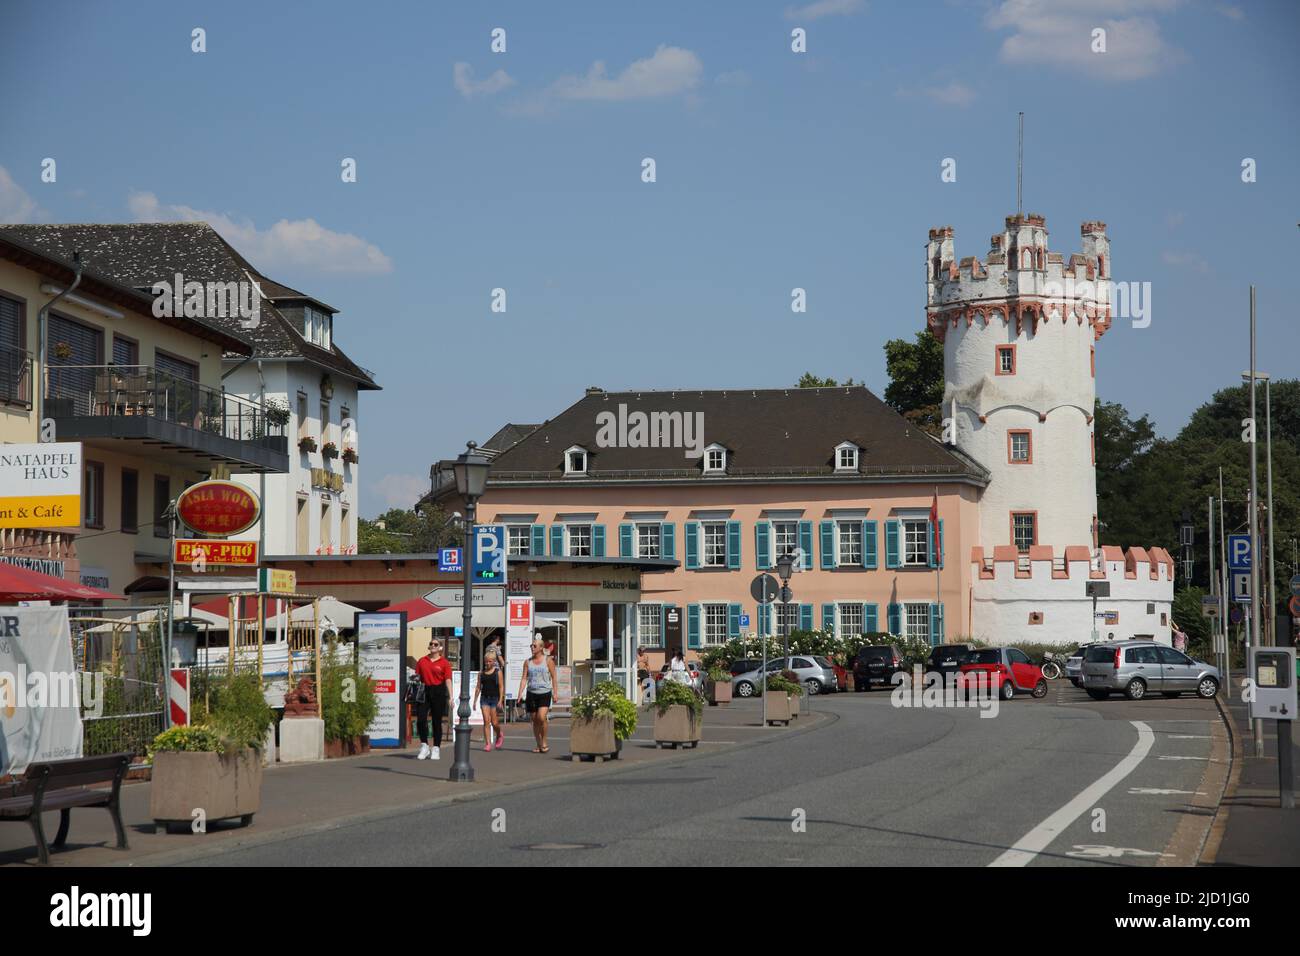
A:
[[549, 45, 703, 101], [0, 166, 42, 223], [1215, 4, 1244, 20], [453, 62, 516, 98], [127, 191, 393, 276], [1161, 250, 1209, 273], [985, 0, 1185, 80], [715, 69, 752, 87], [898, 81, 977, 107], [784, 0, 865, 20], [373, 473, 428, 511]]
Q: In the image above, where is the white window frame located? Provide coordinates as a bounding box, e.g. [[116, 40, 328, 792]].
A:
[[637, 603, 662, 647], [775, 603, 799, 638], [837, 602, 863, 640], [1010, 431, 1031, 463], [636, 522, 661, 559], [902, 518, 929, 567], [703, 603, 729, 646], [563, 446, 588, 475], [835, 442, 859, 472], [566, 523, 593, 557], [703, 444, 727, 474], [701, 520, 727, 568], [903, 602, 931, 643], [836, 520, 862, 566], [507, 524, 532, 556]]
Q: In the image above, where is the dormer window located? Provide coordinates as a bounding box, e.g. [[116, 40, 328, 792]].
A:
[[564, 446, 588, 475], [302, 306, 333, 349], [835, 442, 859, 472], [703, 444, 727, 474]]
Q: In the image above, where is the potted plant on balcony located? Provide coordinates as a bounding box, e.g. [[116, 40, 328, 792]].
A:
[[321, 647, 379, 758], [321, 441, 340, 460], [704, 663, 732, 706], [653, 680, 703, 749], [762, 672, 802, 726], [149, 670, 274, 833], [570, 680, 637, 762], [298, 435, 318, 453], [264, 398, 290, 429], [342, 446, 358, 465]]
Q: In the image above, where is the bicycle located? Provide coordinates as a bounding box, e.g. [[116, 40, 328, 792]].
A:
[[1040, 653, 1064, 681]]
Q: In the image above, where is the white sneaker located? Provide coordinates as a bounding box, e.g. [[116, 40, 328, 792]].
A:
[[430, 746, 441, 760], [417, 743, 430, 760]]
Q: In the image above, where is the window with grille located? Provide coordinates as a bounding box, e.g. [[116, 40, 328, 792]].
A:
[[837, 520, 862, 565], [638, 604, 662, 646], [507, 525, 531, 556], [904, 603, 930, 643], [838, 602, 863, 639], [1009, 431, 1031, 463], [702, 521, 727, 567], [567, 524, 592, 557], [773, 521, 798, 564], [903, 518, 929, 566], [703, 603, 728, 646], [775, 603, 799, 637], [1013, 513, 1036, 552], [636, 523, 661, 558]]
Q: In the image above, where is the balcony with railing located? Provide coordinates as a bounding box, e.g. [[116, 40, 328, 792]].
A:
[[0, 344, 33, 408], [44, 365, 289, 473]]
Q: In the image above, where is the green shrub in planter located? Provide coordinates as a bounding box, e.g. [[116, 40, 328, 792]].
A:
[[765, 673, 803, 697], [148, 725, 224, 758], [321, 650, 380, 743], [193, 669, 275, 751], [572, 680, 638, 741], [655, 679, 703, 718]]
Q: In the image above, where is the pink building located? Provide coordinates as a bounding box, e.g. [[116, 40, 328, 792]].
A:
[[430, 386, 986, 675]]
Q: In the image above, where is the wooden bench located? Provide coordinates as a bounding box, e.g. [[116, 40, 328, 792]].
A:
[[0, 754, 130, 864]]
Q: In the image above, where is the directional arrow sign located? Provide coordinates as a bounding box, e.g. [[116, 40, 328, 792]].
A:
[[424, 586, 506, 608]]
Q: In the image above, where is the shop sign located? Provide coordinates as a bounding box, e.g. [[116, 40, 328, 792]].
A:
[[0, 443, 81, 529], [174, 538, 259, 567], [177, 480, 260, 536]]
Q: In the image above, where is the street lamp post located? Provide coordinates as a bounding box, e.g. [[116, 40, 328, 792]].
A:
[[446, 441, 491, 784], [775, 551, 795, 664]]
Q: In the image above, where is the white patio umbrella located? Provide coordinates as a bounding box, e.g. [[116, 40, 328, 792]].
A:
[[84, 603, 226, 633]]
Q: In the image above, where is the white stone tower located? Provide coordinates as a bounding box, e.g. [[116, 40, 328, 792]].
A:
[[926, 215, 1111, 554]]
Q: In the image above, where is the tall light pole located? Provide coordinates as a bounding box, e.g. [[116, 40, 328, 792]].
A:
[[1242, 370, 1275, 648], [445, 441, 491, 783], [1247, 289, 1263, 757], [775, 551, 796, 663]]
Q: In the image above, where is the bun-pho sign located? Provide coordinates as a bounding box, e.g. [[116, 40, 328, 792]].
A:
[[176, 480, 261, 537]]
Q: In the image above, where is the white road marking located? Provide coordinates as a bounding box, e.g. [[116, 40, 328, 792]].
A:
[[1128, 787, 1205, 796], [1066, 844, 1174, 860], [1158, 755, 1208, 761], [1168, 734, 1210, 739], [989, 720, 1155, 867]]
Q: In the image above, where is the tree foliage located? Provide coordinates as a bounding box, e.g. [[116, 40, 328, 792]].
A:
[[797, 372, 856, 388], [359, 506, 462, 554], [882, 332, 945, 436]]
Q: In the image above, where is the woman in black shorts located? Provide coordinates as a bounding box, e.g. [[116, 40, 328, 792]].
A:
[[473, 648, 505, 752], [516, 637, 558, 753]]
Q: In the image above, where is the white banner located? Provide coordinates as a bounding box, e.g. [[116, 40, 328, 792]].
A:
[[449, 673, 483, 725], [356, 612, 403, 748], [505, 596, 534, 701], [0, 606, 83, 777]]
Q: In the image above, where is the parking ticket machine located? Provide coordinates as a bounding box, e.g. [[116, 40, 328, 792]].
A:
[[1248, 647, 1296, 721]]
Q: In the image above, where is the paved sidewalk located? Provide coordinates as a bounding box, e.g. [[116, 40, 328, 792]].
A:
[[0, 697, 828, 867], [1204, 696, 1300, 867]]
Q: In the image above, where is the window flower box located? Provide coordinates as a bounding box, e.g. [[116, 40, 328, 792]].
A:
[[342, 447, 358, 464], [298, 436, 318, 453], [321, 441, 340, 460]]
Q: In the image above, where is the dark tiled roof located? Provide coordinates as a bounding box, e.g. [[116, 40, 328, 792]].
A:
[[481, 423, 540, 455], [477, 386, 989, 484], [0, 223, 376, 389]]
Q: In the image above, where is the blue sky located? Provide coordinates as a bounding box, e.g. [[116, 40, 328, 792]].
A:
[[2, 0, 1298, 516]]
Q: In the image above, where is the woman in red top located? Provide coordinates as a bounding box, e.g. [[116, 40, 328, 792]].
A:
[[415, 639, 452, 761]]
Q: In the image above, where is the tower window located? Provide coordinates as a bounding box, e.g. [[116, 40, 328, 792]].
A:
[[1012, 512, 1037, 552], [996, 345, 1016, 375], [1008, 430, 1032, 463]]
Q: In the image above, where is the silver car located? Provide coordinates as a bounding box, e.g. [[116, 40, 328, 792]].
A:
[[732, 655, 837, 697], [1081, 641, 1220, 701]]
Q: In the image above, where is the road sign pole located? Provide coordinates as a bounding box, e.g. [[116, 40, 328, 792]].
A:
[[1250, 287, 1264, 757]]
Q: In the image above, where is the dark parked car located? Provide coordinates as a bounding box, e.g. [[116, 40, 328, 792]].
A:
[[853, 644, 904, 691], [729, 658, 766, 677], [927, 643, 974, 678]]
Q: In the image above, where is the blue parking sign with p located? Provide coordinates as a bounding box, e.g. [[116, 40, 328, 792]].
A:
[[472, 525, 508, 585], [1228, 534, 1252, 572]]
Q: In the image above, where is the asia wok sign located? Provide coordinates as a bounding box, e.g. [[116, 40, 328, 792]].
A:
[[176, 480, 260, 536]]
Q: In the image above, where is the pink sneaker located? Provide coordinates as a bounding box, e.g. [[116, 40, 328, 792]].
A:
[[495, 736, 505, 750], [483, 742, 492, 752]]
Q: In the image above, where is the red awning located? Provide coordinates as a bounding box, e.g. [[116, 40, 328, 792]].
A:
[[193, 595, 299, 619], [377, 596, 441, 619], [0, 562, 123, 603]]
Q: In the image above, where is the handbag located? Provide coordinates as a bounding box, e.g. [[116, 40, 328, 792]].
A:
[[404, 681, 426, 705]]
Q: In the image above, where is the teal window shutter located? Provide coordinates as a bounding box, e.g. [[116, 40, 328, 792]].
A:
[[687, 604, 701, 649], [863, 520, 878, 569], [887, 602, 901, 635], [755, 521, 772, 570], [864, 603, 879, 633], [799, 603, 814, 632], [821, 602, 836, 633], [938, 519, 945, 569], [592, 524, 606, 558], [927, 520, 936, 569], [885, 520, 901, 569], [530, 524, 545, 557], [820, 520, 836, 569], [728, 602, 741, 638], [798, 521, 813, 571], [685, 522, 700, 570], [930, 602, 945, 644], [758, 603, 771, 636], [619, 523, 634, 557], [661, 522, 675, 560], [550, 524, 564, 556], [727, 520, 742, 569]]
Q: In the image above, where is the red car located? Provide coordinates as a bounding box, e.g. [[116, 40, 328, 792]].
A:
[[959, 647, 1048, 700]]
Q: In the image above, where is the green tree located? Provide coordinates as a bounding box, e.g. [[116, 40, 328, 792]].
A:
[[882, 331, 944, 436], [797, 372, 856, 388], [359, 506, 462, 554]]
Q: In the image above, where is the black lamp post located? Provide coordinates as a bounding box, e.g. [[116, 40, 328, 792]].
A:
[[446, 441, 491, 783], [775, 551, 795, 662]]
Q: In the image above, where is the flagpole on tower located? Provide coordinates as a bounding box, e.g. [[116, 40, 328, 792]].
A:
[[1017, 112, 1024, 216]]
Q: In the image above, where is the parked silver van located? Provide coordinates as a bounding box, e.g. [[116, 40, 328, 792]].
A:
[[1081, 641, 1220, 701]]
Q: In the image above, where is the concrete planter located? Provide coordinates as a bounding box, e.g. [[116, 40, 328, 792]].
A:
[[151, 748, 262, 831], [653, 704, 702, 748], [707, 680, 732, 707], [765, 693, 794, 726], [570, 715, 620, 762], [324, 734, 371, 759], [790, 693, 801, 718]]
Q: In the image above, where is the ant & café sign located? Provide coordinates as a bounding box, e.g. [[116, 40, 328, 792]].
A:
[[0, 443, 82, 529]]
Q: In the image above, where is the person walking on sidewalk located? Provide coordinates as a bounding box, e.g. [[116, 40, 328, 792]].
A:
[[474, 648, 505, 752], [415, 639, 452, 761], [637, 648, 655, 707], [517, 637, 558, 753]]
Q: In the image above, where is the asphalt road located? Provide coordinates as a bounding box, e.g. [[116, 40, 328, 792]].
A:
[[189, 682, 1223, 867]]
